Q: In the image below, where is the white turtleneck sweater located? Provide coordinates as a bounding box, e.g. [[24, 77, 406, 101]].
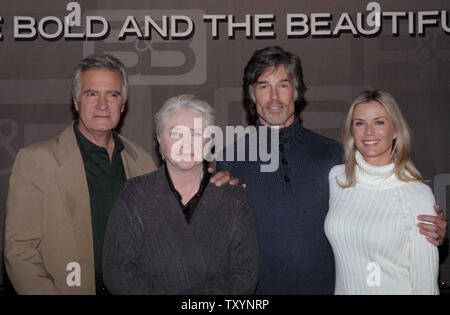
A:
[[324, 151, 439, 295]]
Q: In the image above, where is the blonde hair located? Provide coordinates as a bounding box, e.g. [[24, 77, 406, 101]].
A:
[[340, 90, 424, 187]]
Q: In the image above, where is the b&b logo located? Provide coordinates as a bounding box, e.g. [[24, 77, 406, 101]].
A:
[[83, 10, 207, 86]]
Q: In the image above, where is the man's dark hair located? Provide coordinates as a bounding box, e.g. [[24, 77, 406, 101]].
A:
[[243, 46, 308, 119]]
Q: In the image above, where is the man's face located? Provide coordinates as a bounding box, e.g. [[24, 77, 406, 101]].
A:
[[253, 65, 296, 128], [74, 69, 124, 137]]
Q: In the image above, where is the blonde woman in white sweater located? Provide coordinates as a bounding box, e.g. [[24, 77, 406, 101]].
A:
[[325, 90, 439, 295]]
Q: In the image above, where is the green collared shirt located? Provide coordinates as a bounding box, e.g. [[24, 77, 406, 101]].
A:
[[74, 122, 126, 295]]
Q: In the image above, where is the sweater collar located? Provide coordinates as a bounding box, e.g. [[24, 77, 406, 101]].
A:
[[256, 115, 305, 148], [278, 116, 305, 145], [355, 150, 400, 188]]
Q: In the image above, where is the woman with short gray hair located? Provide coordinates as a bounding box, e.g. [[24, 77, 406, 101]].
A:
[[103, 94, 259, 294]]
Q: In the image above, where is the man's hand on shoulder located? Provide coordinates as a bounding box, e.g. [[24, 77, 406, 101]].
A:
[[208, 168, 246, 188], [417, 204, 447, 246]]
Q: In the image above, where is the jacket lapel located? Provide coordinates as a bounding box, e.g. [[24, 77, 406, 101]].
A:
[[50, 123, 150, 292], [53, 125, 142, 262], [120, 143, 137, 179], [53, 124, 95, 278], [120, 135, 150, 180]]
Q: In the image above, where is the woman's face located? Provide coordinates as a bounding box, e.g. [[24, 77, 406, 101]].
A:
[[351, 101, 397, 166], [158, 108, 209, 171]]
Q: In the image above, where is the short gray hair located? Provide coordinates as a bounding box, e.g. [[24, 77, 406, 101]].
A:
[[71, 54, 128, 103], [155, 94, 215, 136]]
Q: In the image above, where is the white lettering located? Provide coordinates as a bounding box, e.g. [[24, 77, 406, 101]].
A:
[[287, 14, 309, 36], [66, 262, 81, 287], [14, 16, 37, 39], [366, 262, 381, 287], [170, 15, 194, 38], [254, 14, 275, 37]]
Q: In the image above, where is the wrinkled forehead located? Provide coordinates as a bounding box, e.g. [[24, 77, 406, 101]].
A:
[[80, 69, 123, 87]]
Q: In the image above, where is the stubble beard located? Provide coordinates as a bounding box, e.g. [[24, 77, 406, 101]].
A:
[[260, 101, 293, 126]]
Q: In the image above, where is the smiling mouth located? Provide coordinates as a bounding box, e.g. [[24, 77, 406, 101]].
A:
[[363, 140, 380, 145], [268, 106, 283, 111], [265, 104, 285, 112]]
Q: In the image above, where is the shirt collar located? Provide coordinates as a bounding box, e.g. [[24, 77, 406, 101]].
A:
[[73, 120, 124, 155], [164, 161, 211, 203]]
